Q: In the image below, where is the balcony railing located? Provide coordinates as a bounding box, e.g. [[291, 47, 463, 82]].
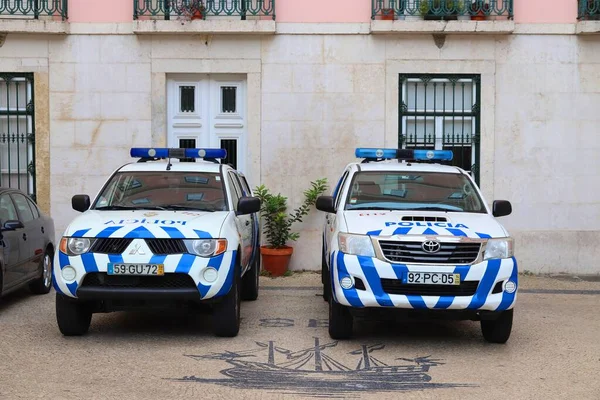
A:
[[578, 0, 600, 20], [372, 0, 513, 20], [134, 0, 275, 20], [0, 0, 67, 20]]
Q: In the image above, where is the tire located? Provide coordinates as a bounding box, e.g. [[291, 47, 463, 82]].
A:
[[29, 249, 53, 295], [322, 246, 330, 302], [213, 261, 241, 337], [328, 295, 353, 340], [56, 293, 92, 336], [241, 252, 260, 301], [481, 309, 513, 344]]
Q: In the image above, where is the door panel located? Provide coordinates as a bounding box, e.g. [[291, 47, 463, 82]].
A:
[[0, 194, 23, 288], [10, 193, 37, 277], [228, 172, 252, 269]]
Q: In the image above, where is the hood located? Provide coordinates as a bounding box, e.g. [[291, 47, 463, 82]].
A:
[[64, 210, 230, 239], [343, 211, 508, 239]]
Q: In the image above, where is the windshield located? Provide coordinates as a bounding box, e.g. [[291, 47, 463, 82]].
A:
[[344, 171, 486, 213], [92, 171, 227, 212]]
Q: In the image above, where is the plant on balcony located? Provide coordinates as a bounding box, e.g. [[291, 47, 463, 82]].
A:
[[419, 0, 458, 21], [381, 7, 396, 20], [174, 0, 206, 21], [254, 178, 328, 276], [470, 0, 490, 21]]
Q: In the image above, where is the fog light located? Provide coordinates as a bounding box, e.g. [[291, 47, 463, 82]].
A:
[[504, 280, 517, 294], [203, 267, 218, 283], [340, 276, 354, 290], [61, 266, 76, 281]]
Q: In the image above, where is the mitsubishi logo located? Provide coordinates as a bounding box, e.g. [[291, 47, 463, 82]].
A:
[[129, 242, 146, 255], [421, 240, 441, 253]]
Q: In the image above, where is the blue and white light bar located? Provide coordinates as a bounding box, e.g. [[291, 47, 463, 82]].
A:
[[130, 148, 227, 159], [355, 148, 453, 161]]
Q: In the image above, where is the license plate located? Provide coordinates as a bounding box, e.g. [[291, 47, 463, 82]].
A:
[[107, 263, 164, 276], [403, 272, 460, 286]]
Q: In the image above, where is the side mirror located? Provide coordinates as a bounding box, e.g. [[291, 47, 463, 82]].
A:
[[316, 196, 336, 213], [2, 220, 24, 231], [72, 195, 91, 213], [492, 200, 512, 217], [237, 197, 261, 215]]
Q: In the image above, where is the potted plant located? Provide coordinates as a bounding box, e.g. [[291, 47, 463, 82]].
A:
[[381, 7, 395, 20], [470, 0, 489, 21], [174, 0, 206, 21], [255, 179, 328, 277]]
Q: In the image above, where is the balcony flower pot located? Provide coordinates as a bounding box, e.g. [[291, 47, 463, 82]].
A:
[[254, 178, 328, 277], [381, 8, 395, 20], [470, 1, 489, 21]]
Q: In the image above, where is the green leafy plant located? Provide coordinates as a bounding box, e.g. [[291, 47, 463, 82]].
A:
[[255, 178, 328, 249]]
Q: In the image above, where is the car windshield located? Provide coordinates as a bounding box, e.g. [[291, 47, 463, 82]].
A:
[[92, 171, 227, 212], [344, 171, 486, 213]]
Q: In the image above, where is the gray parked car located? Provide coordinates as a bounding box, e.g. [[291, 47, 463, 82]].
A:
[[0, 188, 55, 297]]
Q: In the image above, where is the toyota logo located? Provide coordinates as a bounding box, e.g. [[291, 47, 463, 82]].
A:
[[422, 240, 441, 253]]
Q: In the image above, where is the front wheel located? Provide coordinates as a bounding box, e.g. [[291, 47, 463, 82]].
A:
[[56, 293, 92, 336], [328, 295, 353, 340], [213, 263, 241, 337], [481, 309, 513, 344], [29, 250, 53, 295]]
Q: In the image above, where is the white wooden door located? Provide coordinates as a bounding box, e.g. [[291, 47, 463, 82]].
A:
[[167, 74, 246, 172]]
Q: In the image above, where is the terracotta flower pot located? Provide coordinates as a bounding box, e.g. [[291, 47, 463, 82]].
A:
[[191, 10, 203, 20], [260, 245, 293, 277], [381, 8, 395, 20]]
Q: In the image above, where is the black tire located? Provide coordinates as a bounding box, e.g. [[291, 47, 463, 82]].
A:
[[328, 295, 353, 340], [56, 293, 92, 336], [241, 252, 260, 301], [29, 249, 53, 295], [213, 262, 241, 337], [322, 246, 330, 302], [481, 309, 513, 344]]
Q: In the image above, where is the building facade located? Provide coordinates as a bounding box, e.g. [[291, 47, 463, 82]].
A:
[[1, 0, 599, 274]]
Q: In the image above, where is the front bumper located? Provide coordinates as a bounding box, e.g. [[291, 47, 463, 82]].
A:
[[330, 251, 518, 312], [52, 249, 237, 301]]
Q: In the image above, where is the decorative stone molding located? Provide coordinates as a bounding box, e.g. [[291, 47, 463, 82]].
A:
[[371, 20, 515, 35], [133, 19, 276, 35], [0, 19, 67, 34]]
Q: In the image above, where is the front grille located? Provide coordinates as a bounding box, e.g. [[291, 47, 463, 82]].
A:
[[381, 279, 479, 296], [90, 238, 133, 254], [146, 239, 186, 255], [378, 241, 481, 264], [81, 273, 197, 289]]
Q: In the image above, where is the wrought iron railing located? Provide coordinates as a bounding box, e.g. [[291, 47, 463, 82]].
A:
[[134, 0, 275, 20], [578, 0, 600, 20], [372, 0, 512, 20], [0, 0, 67, 20], [0, 74, 36, 200]]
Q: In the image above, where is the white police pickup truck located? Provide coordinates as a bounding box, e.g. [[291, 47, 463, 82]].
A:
[[317, 148, 517, 343], [53, 148, 261, 337]]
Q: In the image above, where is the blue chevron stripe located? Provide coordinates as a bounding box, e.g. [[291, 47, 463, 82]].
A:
[[215, 251, 237, 297], [124, 226, 155, 239], [392, 263, 427, 309], [175, 254, 196, 274], [72, 228, 91, 238], [433, 266, 469, 309], [497, 258, 519, 311], [357, 255, 393, 307], [330, 251, 337, 303], [367, 230, 382, 236], [447, 228, 467, 237], [422, 228, 437, 235], [194, 230, 212, 239], [149, 255, 167, 265], [58, 252, 69, 269], [198, 253, 227, 298], [66, 282, 78, 297], [161, 226, 185, 239], [336, 252, 363, 307], [468, 258, 501, 309], [108, 254, 124, 264], [81, 253, 98, 273], [392, 227, 411, 236], [476, 232, 491, 239], [97, 226, 123, 238]]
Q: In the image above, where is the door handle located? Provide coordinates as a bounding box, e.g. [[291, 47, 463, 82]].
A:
[[22, 233, 27, 241], [41, 226, 45, 234], [245, 220, 250, 226]]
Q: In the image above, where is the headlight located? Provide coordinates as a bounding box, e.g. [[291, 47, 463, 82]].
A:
[[338, 233, 375, 257], [59, 237, 94, 256], [184, 239, 227, 257], [484, 238, 514, 260]]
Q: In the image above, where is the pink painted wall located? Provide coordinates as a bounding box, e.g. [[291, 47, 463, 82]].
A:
[[246, 0, 372, 23], [514, 0, 577, 23], [68, 0, 133, 22]]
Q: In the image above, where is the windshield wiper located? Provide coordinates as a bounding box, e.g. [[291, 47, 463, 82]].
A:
[[156, 205, 214, 212], [95, 205, 141, 211], [349, 206, 394, 210]]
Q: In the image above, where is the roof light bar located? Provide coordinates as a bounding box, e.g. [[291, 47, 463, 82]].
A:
[[355, 148, 453, 161], [130, 148, 227, 160]]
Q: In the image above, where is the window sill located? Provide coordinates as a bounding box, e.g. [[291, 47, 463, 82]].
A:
[[370, 20, 514, 35], [576, 21, 600, 34], [0, 18, 67, 34], [133, 19, 276, 35]]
